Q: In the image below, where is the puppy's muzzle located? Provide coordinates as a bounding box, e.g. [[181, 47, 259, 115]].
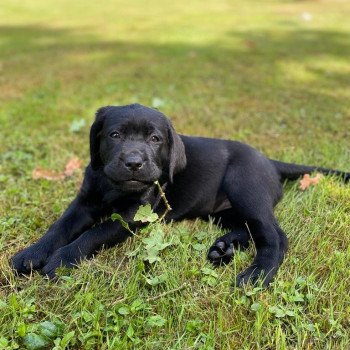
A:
[[123, 154, 144, 172]]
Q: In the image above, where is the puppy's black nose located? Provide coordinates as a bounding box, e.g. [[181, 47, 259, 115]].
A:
[[124, 155, 144, 171]]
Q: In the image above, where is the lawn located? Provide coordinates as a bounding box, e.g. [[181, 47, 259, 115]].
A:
[[0, 0, 350, 349]]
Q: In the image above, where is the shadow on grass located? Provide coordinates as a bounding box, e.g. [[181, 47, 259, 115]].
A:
[[0, 25, 349, 151]]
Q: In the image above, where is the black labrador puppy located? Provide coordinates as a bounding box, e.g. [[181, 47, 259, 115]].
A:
[[11, 104, 350, 286]]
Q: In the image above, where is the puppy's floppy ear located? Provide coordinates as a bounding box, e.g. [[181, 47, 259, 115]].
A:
[[168, 121, 187, 182], [90, 106, 110, 170]]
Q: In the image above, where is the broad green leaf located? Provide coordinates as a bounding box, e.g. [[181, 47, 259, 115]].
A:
[[118, 306, 130, 315], [296, 276, 306, 285], [286, 310, 296, 317], [155, 242, 172, 250], [205, 276, 217, 286], [144, 245, 161, 256], [186, 319, 203, 332], [0, 337, 8, 348], [250, 302, 261, 311], [23, 333, 49, 350], [17, 323, 26, 337], [111, 213, 132, 233], [134, 204, 158, 223], [142, 234, 171, 251], [142, 235, 161, 248], [60, 331, 75, 347], [170, 235, 181, 245], [126, 325, 134, 339], [201, 267, 218, 278], [152, 97, 166, 108], [147, 315, 166, 327], [245, 287, 263, 296], [292, 294, 304, 302], [80, 310, 93, 322], [69, 118, 86, 133], [144, 252, 161, 263], [274, 309, 286, 318], [130, 299, 145, 312], [194, 232, 207, 241], [9, 295, 19, 309], [268, 306, 285, 318], [305, 323, 316, 332], [38, 321, 61, 339], [146, 274, 167, 286], [0, 300, 7, 309], [192, 243, 206, 251]]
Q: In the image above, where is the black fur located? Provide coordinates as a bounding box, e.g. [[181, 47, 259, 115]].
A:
[[11, 104, 350, 286]]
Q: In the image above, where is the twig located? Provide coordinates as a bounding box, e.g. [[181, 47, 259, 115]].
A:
[[146, 282, 188, 301], [154, 180, 172, 221], [110, 282, 188, 306], [110, 296, 128, 305]]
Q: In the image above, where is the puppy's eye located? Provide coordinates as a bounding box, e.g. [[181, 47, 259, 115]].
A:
[[151, 135, 160, 143], [109, 131, 120, 139]]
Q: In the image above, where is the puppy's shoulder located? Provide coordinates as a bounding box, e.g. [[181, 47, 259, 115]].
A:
[[78, 164, 112, 199]]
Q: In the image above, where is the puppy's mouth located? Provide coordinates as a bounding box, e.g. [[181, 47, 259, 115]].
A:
[[121, 179, 149, 185], [124, 179, 152, 186], [115, 178, 153, 185], [108, 178, 154, 192], [103, 165, 160, 192]]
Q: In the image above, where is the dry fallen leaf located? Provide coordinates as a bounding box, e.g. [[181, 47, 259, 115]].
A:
[[299, 173, 322, 191], [32, 168, 65, 181], [64, 157, 83, 177], [244, 40, 256, 49], [32, 157, 82, 181]]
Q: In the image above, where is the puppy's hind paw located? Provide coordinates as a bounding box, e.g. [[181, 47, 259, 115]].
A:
[[235, 265, 277, 288], [207, 230, 250, 266], [207, 241, 234, 266]]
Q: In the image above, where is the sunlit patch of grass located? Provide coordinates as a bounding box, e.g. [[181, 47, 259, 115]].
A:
[[1, 0, 350, 349]]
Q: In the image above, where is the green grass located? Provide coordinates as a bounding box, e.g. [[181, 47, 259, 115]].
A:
[[1, 0, 350, 348]]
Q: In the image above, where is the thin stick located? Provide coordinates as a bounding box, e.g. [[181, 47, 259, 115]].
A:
[[110, 282, 188, 306], [110, 296, 128, 305], [146, 282, 188, 301], [154, 180, 172, 221]]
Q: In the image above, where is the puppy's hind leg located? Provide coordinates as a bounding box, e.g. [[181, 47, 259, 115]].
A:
[[222, 165, 284, 287], [274, 222, 288, 264]]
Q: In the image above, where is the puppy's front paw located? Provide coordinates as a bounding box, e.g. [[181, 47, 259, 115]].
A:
[[41, 247, 80, 279], [11, 244, 51, 274]]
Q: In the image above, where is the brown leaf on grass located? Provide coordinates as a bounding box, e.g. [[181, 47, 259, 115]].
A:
[[63, 157, 83, 177], [244, 40, 256, 49], [32, 168, 65, 181], [299, 173, 322, 191], [32, 157, 82, 181]]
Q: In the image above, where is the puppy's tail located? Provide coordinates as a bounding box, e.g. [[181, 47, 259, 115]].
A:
[[270, 160, 350, 183]]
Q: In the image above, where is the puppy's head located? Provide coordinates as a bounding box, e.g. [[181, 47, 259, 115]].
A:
[[90, 104, 186, 192]]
